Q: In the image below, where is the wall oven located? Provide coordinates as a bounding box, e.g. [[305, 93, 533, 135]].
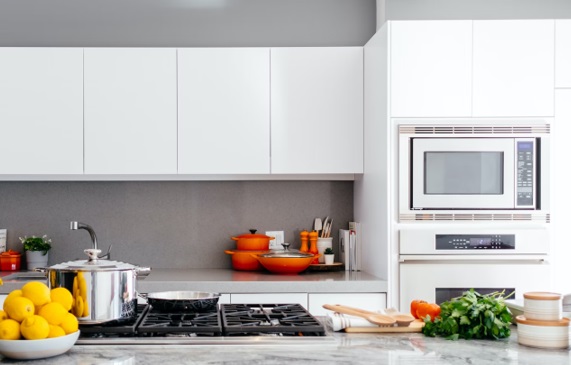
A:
[[398, 122, 550, 222], [398, 226, 551, 311]]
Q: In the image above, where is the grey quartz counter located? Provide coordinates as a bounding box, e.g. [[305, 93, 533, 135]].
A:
[[1, 324, 570, 364], [0, 268, 387, 294], [137, 268, 387, 293]]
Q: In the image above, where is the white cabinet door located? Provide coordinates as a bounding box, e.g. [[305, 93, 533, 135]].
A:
[[390, 21, 472, 118], [271, 48, 363, 174], [556, 20, 571, 88], [84, 48, 177, 174], [0, 48, 83, 174], [178, 48, 270, 174], [308, 293, 386, 316], [473, 20, 555, 117], [230, 293, 308, 309]]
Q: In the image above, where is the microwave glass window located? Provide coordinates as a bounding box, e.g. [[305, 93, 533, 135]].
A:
[[424, 152, 504, 195]]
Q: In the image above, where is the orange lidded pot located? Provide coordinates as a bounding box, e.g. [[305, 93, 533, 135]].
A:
[[231, 229, 274, 251], [0, 250, 21, 271]]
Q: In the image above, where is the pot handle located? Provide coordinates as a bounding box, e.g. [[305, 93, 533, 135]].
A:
[[135, 266, 152, 278], [33, 267, 49, 276], [224, 250, 236, 255]]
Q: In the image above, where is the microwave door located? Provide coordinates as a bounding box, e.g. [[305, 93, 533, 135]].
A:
[[411, 138, 515, 209]]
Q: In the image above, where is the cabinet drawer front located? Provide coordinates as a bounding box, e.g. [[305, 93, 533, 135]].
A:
[[308, 293, 386, 316], [231, 293, 307, 309]]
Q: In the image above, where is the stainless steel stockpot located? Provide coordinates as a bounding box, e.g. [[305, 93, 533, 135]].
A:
[[40, 257, 150, 324]]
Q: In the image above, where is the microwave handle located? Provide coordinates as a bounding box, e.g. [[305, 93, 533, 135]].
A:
[[399, 254, 548, 263]]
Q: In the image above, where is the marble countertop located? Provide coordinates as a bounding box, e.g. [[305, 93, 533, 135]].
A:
[[2, 323, 569, 364]]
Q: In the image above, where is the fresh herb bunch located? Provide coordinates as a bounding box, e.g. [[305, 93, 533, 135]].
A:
[[20, 235, 52, 255], [422, 289, 513, 340]]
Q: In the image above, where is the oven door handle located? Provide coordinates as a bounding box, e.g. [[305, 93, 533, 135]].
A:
[[399, 254, 548, 262]]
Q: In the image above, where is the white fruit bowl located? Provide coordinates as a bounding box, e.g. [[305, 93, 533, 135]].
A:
[[0, 330, 79, 360]]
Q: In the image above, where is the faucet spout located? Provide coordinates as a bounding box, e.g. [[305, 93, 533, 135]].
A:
[[70, 221, 98, 251]]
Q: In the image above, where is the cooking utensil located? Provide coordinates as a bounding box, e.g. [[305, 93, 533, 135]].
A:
[[382, 308, 415, 326], [321, 217, 329, 237], [251, 243, 318, 274], [314, 218, 322, 234], [231, 229, 274, 251], [225, 249, 268, 271], [36, 221, 151, 324], [322, 304, 396, 326], [145, 291, 221, 312]]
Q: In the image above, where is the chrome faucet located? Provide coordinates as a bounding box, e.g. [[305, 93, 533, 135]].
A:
[[70, 221, 111, 260], [70, 221, 98, 250]]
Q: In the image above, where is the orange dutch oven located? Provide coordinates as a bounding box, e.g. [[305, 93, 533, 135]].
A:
[[231, 229, 274, 251], [224, 249, 268, 271]]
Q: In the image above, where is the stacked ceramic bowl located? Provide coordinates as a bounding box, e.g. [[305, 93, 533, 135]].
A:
[[516, 292, 570, 349]]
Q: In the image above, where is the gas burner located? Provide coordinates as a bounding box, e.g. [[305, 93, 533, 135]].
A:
[[77, 303, 326, 342], [221, 303, 326, 337]]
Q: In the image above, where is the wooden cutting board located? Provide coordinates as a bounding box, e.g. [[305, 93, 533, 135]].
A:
[[343, 319, 424, 333]]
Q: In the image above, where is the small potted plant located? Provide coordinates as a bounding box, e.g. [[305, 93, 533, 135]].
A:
[[323, 247, 335, 265], [20, 234, 52, 270]]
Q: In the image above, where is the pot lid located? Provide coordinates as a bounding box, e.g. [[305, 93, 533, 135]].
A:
[[233, 229, 272, 239], [258, 243, 315, 258], [49, 258, 139, 272]]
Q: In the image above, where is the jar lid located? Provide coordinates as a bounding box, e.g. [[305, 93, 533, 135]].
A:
[[523, 292, 562, 301], [258, 243, 315, 258], [516, 315, 570, 327]]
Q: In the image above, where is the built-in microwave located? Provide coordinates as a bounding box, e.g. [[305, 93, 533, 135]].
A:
[[398, 122, 550, 222]]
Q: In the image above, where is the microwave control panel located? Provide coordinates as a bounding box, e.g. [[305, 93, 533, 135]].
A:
[[435, 234, 515, 250], [516, 140, 534, 207]]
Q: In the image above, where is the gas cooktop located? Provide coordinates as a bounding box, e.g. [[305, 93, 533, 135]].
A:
[[76, 303, 335, 345]]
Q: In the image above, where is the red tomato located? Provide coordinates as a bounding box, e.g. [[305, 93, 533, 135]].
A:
[[410, 300, 427, 319], [417, 302, 441, 322]]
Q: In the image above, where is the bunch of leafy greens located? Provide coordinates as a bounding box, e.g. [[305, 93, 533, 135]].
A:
[[422, 289, 513, 340]]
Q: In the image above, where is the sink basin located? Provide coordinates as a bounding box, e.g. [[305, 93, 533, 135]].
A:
[[2, 272, 47, 282]]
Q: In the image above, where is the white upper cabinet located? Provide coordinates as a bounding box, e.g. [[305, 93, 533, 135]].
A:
[[178, 48, 270, 174], [0, 48, 83, 174], [390, 21, 473, 118], [270, 48, 363, 174], [84, 48, 177, 174], [473, 20, 555, 117], [556, 19, 571, 88]]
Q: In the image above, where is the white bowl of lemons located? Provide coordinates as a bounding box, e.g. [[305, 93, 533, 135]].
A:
[[0, 281, 80, 360], [0, 330, 80, 360]]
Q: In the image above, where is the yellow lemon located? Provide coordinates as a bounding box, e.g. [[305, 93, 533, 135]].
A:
[[22, 281, 51, 307], [48, 324, 66, 338], [60, 312, 78, 335], [3, 289, 23, 311], [0, 319, 21, 340], [0, 310, 8, 321], [39, 302, 68, 325], [4, 296, 35, 322], [20, 315, 50, 340], [35, 304, 44, 315], [51, 287, 73, 311]]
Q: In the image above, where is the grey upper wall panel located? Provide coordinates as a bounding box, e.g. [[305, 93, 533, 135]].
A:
[[0, 0, 376, 47], [385, 0, 571, 20]]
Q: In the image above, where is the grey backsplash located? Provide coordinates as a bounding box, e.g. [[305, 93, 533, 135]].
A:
[[0, 181, 353, 269]]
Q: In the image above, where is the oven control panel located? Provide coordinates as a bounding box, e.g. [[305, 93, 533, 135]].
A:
[[516, 140, 534, 207], [435, 234, 515, 250]]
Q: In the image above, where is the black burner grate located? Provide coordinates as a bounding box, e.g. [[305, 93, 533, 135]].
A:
[[137, 306, 222, 336], [78, 303, 325, 339], [221, 303, 326, 336]]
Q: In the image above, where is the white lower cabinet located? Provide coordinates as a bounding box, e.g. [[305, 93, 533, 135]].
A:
[[230, 293, 308, 309], [308, 293, 387, 316], [217, 294, 231, 305]]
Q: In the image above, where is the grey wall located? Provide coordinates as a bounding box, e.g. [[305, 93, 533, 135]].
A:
[[385, 0, 571, 20], [0, 0, 376, 47], [0, 181, 353, 269]]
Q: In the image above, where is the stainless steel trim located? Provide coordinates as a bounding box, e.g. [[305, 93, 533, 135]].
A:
[[399, 213, 550, 222], [399, 124, 551, 135], [76, 335, 337, 346]]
